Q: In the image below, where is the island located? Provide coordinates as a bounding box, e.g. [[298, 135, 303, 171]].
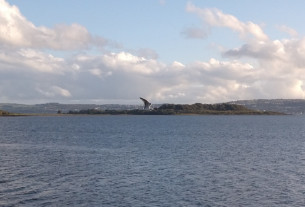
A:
[[66, 103, 283, 115]]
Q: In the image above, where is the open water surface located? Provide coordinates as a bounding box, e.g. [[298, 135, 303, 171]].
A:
[[1, 115, 305, 206]]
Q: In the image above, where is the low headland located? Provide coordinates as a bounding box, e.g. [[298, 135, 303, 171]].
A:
[[66, 103, 283, 115], [0, 110, 26, 116]]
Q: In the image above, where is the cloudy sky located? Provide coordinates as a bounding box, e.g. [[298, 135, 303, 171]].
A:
[[1, 0, 305, 104]]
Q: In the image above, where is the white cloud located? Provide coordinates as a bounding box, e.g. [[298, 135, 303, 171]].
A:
[[2, 44, 305, 104], [184, 3, 305, 101], [224, 38, 305, 69], [136, 48, 159, 60], [0, 0, 107, 50], [101, 52, 163, 75], [277, 25, 298, 37], [171, 61, 185, 69], [52, 86, 72, 97], [2, 0, 305, 104], [89, 68, 112, 78], [186, 3, 268, 41], [36, 86, 71, 98], [0, 48, 66, 74]]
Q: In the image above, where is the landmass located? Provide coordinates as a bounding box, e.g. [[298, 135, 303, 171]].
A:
[[66, 103, 283, 115], [0, 103, 146, 114], [228, 99, 305, 115], [5, 99, 305, 115], [3, 99, 305, 114], [0, 110, 24, 116]]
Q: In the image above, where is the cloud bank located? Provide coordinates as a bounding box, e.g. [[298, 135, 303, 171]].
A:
[[0, 0, 106, 50], [1, 0, 305, 104]]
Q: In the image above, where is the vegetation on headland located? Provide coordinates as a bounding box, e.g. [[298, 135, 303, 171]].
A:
[[0, 110, 10, 116], [0, 110, 25, 116], [66, 103, 284, 115]]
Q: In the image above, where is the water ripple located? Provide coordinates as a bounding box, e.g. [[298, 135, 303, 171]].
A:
[[1, 115, 305, 206]]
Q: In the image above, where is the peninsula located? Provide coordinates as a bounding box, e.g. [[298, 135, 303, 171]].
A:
[[67, 103, 283, 115]]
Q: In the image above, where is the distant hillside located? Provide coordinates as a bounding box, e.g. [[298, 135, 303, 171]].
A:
[[0, 103, 158, 114], [228, 99, 305, 115], [0, 110, 21, 116]]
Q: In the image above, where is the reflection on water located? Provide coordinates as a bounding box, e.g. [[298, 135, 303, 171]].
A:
[[1, 115, 305, 206]]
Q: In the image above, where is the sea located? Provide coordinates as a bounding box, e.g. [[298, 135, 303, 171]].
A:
[[1, 115, 305, 207]]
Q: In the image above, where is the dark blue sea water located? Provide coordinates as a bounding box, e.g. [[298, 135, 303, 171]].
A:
[[1, 115, 305, 206]]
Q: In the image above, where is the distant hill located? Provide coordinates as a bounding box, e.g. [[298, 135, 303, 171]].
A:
[[0, 110, 21, 116], [228, 99, 305, 115], [0, 103, 159, 114]]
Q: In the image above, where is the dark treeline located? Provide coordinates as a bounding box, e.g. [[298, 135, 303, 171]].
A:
[[0, 110, 10, 116], [158, 103, 247, 111], [67, 103, 283, 115], [0, 110, 24, 116]]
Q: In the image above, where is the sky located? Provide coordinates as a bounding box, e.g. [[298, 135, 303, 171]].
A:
[[1, 0, 305, 104]]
